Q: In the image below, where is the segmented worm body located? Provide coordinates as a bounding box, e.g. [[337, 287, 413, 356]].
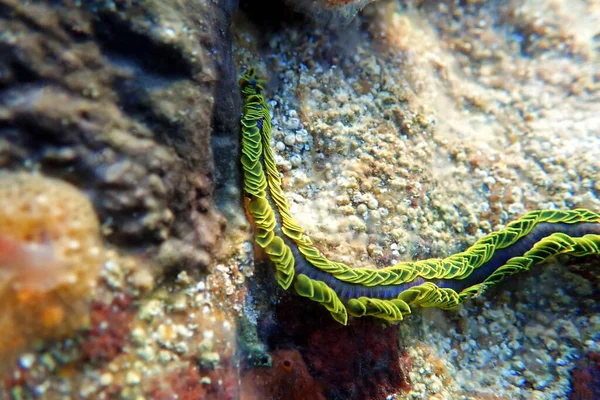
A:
[[240, 68, 600, 325]]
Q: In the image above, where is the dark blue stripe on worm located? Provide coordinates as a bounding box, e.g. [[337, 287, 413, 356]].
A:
[[292, 222, 600, 300]]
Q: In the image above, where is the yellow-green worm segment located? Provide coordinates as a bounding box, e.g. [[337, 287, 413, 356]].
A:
[[239, 68, 600, 325]]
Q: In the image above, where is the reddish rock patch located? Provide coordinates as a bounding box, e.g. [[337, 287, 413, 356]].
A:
[[241, 349, 325, 400]]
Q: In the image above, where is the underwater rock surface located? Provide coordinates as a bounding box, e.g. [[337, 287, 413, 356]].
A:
[[0, 0, 234, 275], [236, 1, 600, 399], [0, 0, 243, 398], [0, 0, 599, 399]]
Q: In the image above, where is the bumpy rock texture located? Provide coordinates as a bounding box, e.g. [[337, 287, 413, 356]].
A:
[[0, 172, 104, 372], [0, 0, 245, 397], [235, 0, 600, 399], [0, 0, 237, 275]]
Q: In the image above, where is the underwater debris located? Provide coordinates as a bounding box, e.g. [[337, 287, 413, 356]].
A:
[[0, 172, 103, 371]]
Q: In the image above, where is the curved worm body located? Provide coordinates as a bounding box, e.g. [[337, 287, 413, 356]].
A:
[[239, 68, 600, 325]]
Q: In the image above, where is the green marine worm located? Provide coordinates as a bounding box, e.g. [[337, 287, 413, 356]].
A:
[[239, 68, 600, 325]]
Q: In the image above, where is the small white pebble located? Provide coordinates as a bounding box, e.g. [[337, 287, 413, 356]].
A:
[[129, 268, 154, 291], [40, 354, 56, 371], [174, 342, 189, 354], [100, 373, 113, 386], [126, 371, 141, 385], [158, 350, 172, 364], [104, 260, 119, 272], [163, 27, 176, 40], [137, 346, 156, 362], [367, 197, 379, 210], [173, 295, 187, 311], [176, 271, 192, 284], [290, 154, 302, 167], [19, 354, 35, 369], [284, 134, 296, 146], [295, 132, 308, 143], [285, 117, 300, 129], [139, 299, 163, 320], [291, 193, 305, 203], [200, 376, 212, 385], [131, 327, 147, 345], [199, 352, 221, 368]]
